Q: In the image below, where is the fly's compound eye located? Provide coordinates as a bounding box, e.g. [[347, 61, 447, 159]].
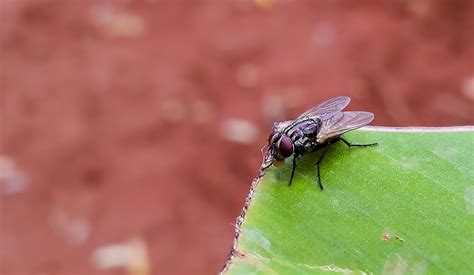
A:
[[277, 135, 294, 158]]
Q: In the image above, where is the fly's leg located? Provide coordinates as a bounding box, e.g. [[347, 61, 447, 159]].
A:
[[312, 138, 376, 190], [340, 138, 378, 148], [288, 154, 299, 186], [316, 146, 330, 190]]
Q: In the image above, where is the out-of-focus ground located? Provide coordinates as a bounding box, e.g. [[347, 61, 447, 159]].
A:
[[1, 0, 473, 274]]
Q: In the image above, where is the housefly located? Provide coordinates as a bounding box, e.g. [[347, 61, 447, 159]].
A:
[[261, 96, 377, 190]]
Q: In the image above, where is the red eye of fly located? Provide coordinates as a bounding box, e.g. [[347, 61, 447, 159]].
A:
[[277, 135, 294, 158]]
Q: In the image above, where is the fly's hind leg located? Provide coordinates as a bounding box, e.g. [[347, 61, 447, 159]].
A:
[[340, 137, 378, 148]]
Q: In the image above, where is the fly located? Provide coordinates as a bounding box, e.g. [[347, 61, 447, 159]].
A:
[[261, 96, 377, 190]]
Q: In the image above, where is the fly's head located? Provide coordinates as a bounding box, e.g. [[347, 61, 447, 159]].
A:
[[266, 129, 294, 167]]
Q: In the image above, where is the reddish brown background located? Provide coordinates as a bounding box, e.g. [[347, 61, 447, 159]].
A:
[[1, 0, 474, 274]]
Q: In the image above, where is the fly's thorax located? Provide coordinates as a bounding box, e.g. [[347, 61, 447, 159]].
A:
[[293, 136, 317, 153], [284, 118, 322, 139], [283, 118, 322, 153]]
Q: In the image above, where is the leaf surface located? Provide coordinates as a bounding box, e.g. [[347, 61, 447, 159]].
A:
[[223, 127, 474, 274]]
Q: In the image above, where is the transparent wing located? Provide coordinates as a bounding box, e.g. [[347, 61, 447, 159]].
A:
[[316, 111, 374, 143], [297, 96, 351, 120]]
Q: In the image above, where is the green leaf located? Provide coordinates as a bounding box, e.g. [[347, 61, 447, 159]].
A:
[[222, 127, 474, 274]]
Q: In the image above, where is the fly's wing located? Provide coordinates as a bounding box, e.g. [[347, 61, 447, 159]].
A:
[[296, 96, 351, 120], [316, 111, 374, 143]]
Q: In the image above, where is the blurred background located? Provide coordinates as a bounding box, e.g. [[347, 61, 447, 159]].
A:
[[1, 0, 474, 274]]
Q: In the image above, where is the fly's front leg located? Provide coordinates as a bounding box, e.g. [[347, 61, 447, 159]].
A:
[[288, 154, 299, 186], [340, 137, 378, 148]]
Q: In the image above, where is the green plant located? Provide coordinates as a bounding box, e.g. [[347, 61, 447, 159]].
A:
[[222, 127, 474, 274]]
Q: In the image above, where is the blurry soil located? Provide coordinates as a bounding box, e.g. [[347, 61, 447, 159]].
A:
[[1, 1, 474, 274]]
